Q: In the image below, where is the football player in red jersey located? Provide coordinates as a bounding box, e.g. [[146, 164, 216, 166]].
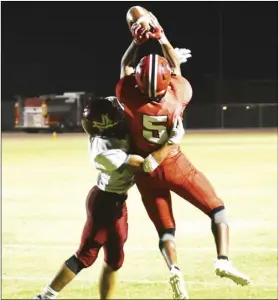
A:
[[32, 96, 184, 300], [116, 10, 251, 299]]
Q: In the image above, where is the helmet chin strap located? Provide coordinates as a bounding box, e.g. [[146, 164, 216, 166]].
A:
[[135, 84, 169, 102], [152, 95, 164, 102], [147, 90, 166, 102]]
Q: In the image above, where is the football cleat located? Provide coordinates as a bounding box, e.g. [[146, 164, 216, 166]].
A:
[[214, 259, 251, 286], [31, 295, 44, 300], [169, 266, 189, 299], [31, 295, 51, 300]]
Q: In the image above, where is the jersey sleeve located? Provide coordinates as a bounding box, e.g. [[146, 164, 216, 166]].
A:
[[89, 136, 129, 172], [94, 149, 129, 172], [116, 75, 135, 105], [116, 77, 125, 100]]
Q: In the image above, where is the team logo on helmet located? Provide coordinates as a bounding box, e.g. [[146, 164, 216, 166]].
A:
[[92, 114, 118, 131]]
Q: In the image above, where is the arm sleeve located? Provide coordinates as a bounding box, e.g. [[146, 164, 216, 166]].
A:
[[94, 150, 130, 172], [89, 136, 129, 172]]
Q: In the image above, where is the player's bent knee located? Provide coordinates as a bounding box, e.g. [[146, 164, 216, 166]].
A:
[[105, 250, 125, 271], [65, 255, 86, 275], [158, 228, 176, 250], [210, 206, 229, 226], [106, 259, 124, 271]]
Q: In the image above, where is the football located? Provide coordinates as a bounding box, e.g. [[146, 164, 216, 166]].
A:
[[126, 6, 151, 32]]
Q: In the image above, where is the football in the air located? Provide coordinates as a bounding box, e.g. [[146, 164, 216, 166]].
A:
[[126, 6, 152, 32]]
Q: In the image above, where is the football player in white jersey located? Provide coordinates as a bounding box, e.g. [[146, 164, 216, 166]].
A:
[[32, 96, 185, 300]]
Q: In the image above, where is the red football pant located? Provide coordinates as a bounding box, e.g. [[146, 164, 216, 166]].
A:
[[135, 151, 224, 232], [76, 186, 128, 270]]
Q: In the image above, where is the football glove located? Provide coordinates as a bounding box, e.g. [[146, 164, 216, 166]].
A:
[[148, 12, 164, 41], [131, 12, 164, 44], [167, 116, 185, 145], [148, 25, 164, 41], [175, 48, 192, 64], [131, 23, 149, 45]]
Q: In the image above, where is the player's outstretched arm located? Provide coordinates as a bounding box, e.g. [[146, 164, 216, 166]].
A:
[[126, 115, 185, 173], [90, 136, 173, 173], [150, 17, 181, 75], [121, 6, 155, 79], [159, 36, 182, 76], [120, 40, 139, 79], [127, 146, 175, 173], [148, 13, 191, 75]]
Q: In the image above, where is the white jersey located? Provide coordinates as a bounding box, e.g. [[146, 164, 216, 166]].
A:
[[89, 136, 135, 194]]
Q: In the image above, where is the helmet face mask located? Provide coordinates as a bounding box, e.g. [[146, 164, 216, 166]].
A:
[[135, 54, 172, 100], [81, 97, 127, 138]]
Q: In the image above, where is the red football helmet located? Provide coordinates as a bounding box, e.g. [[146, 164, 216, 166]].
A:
[[135, 54, 172, 99]]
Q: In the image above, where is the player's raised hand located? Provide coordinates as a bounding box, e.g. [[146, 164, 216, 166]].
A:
[[148, 25, 164, 41], [168, 116, 185, 145], [130, 23, 150, 45], [147, 12, 164, 41]]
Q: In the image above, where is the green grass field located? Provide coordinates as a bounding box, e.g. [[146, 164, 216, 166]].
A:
[[2, 130, 278, 299]]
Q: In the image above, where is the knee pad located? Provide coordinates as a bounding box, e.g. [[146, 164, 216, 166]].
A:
[[65, 255, 86, 275], [210, 207, 229, 226], [158, 228, 176, 251]]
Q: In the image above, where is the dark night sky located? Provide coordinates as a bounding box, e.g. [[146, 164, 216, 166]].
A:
[[1, 1, 277, 99]]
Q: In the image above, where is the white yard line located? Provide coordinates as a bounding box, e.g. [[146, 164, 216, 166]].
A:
[[1, 276, 277, 287], [2, 244, 277, 252]]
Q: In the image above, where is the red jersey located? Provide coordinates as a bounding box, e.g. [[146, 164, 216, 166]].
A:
[[116, 74, 192, 157]]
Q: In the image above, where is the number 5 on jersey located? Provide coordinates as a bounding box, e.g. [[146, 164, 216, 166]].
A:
[[143, 114, 169, 144]]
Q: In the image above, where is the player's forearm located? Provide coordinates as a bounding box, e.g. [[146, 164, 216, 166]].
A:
[[159, 35, 181, 75], [142, 143, 177, 173], [151, 143, 177, 164], [129, 144, 175, 167], [120, 40, 139, 78], [127, 144, 176, 173], [121, 40, 139, 69], [126, 154, 145, 171], [126, 147, 174, 173]]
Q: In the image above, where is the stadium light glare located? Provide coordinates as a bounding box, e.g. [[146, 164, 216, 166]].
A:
[[222, 106, 227, 110], [246, 106, 250, 110]]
